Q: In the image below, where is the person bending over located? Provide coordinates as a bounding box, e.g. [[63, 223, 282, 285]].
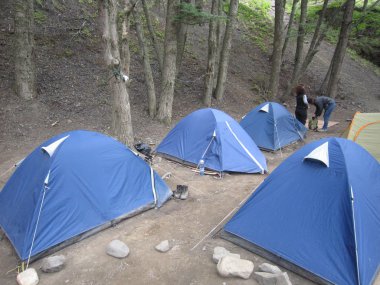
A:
[[308, 96, 336, 132]]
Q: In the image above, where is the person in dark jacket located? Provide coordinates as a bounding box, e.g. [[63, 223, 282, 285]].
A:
[[294, 85, 309, 125], [308, 96, 336, 132]]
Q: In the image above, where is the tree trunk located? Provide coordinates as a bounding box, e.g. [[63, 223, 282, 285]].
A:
[[102, 0, 134, 146], [281, 0, 299, 58], [282, 0, 307, 99], [134, 8, 157, 118], [214, 0, 224, 91], [326, 0, 355, 99], [176, 0, 191, 75], [290, 0, 308, 83], [141, 0, 163, 71], [156, 0, 178, 124], [362, 0, 369, 11], [195, 0, 203, 11], [14, 0, 36, 100], [121, 19, 131, 77], [214, 0, 239, 101], [297, 0, 329, 76], [204, 0, 218, 106], [269, 0, 285, 99]]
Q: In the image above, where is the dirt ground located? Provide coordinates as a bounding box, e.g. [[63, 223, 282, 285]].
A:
[[1, 0, 380, 284]]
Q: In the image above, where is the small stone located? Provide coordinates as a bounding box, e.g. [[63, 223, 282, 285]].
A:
[[258, 263, 282, 274], [17, 268, 39, 285], [212, 247, 240, 264], [106, 240, 130, 258], [41, 255, 66, 273], [254, 272, 292, 285], [155, 240, 170, 253], [202, 246, 207, 251], [217, 255, 254, 280]]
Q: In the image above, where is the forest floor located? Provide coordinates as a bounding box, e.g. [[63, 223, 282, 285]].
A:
[[0, 0, 380, 284]]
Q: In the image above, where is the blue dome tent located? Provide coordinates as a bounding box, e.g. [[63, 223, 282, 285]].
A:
[[156, 108, 267, 174], [222, 138, 380, 285], [0, 130, 172, 261], [240, 102, 307, 151]]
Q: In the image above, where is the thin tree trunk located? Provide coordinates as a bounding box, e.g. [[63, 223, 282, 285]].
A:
[[195, 0, 203, 11], [204, 0, 218, 106], [214, 0, 239, 101], [141, 0, 163, 71], [176, 0, 191, 75], [14, 0, 36, 100], [326, 0, 355, 98], [156, 0, 178, 124], [282, 0, 299, 58], [320, 62, 332, 94], [282, 0, 307, 99], [362, 0, 369, 11], [134, 8, 157, 118], [121, 19, 131, 77], [269, 0, 285, 99], [102, 0, 134, 146], [297, 0, 330, 76], [290, 0, 308, 84], [214, 0, 224, 91]]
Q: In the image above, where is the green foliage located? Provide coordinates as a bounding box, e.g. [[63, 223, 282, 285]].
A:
[[34, 10, 47, 24], [60, 48, 74, 58], [52, 0, 65, 12], [81, 26, 92, 38], [79, 0, 95, 5], [35, 0, 46, 7], [175, 3, 225, 25], [237, 0, 272, 52], [305, 0, 380, 65]]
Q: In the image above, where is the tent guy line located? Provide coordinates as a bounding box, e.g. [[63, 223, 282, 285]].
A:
[[190, 183, 261, 251]]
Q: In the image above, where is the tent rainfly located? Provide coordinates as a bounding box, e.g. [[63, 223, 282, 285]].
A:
[[343, 112, 380, 162], [240, 102, 307, 151], [156, 108, 267, 174], [0, 130, 172, 262], [222, 138, 380, 285]]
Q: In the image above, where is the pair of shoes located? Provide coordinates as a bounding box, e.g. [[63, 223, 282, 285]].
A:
[[173, 185, 189, 200], [318, 129, 327, 132]]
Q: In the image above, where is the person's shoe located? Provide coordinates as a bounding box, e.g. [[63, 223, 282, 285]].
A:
[[318, 129, 327, 132]]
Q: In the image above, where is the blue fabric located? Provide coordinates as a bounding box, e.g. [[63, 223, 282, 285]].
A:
[[0, 130, 172, 260], [156, 108, 267, 173], [322, 102, 336, 130], [224, 138, 380, 285], [240, 102, 307, 151]]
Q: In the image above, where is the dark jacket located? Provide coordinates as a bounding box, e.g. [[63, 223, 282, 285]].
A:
[[314, 96, 335, 117], [296, 94, 308, 110]]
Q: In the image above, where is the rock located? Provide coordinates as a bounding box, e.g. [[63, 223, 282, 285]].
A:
[[212, 247, 240, 264], [217, 255, 254, 280], [155, 240, 170, 253], [106, 240, 130, 258], [41, 255, 66, 273], [17, 268, 39, 285], [254, 272, 292, 285], [258, 263, 282, 274]]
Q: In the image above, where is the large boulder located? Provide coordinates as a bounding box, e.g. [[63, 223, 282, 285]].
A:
[[217, 255, 254, 280], [106, 240, 130, 258], [17, 268, 39, 285], [254, 271, 292, 285], [212, 246, 240, 264], [258, 263, 282, 274], [41, 255, 66, 273]]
